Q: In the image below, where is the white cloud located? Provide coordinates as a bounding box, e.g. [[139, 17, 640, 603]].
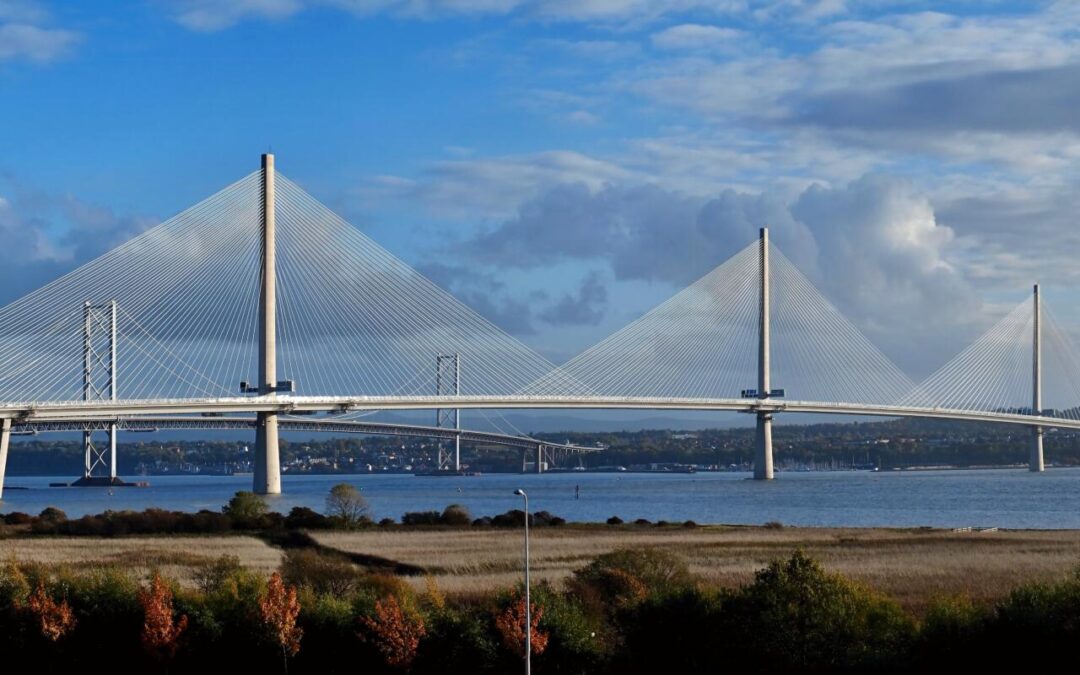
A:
[[362, 150, 637, 218], [651, 24, 744, 51], [0, 22, 79, 62], [169, 0, 304, 31]]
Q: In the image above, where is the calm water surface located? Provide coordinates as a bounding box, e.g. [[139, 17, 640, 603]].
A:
[[2, 468, 1079, 529]]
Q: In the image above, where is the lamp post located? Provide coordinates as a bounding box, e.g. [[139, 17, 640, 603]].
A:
[[513, 488, 531, 675]]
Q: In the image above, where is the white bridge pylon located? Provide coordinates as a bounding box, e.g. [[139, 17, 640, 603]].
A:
[[0, 155, 1075, 495]]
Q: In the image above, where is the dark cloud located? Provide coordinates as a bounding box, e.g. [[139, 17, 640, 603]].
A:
[[539, 272, 607, 326], [796, 64, 1080, 134], [416, 262, 538, 335]]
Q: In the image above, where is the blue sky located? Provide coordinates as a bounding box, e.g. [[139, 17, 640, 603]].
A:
[[2, 0, 1080, 378]]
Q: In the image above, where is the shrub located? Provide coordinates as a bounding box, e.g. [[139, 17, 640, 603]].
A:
[[574, 548, 693, 593], [490, 510, 526, 528], [0, 559, 31, 608], [193, 555, 243, 595], [285, 506, 329, 530], [281, 549, 361, 597], [4, 512, 32, 525], [27, 581, 76, 642], [413, 605, 499, 675], [763, 520, 784, 529], [440, 504, 472, 526], [606, 516, 623, 525], [682, 520, 698, 528], [633, 518, 651, 526], [613, 586, 724, 674], [402, 511, 442, 526], [378, 517, 396, 527], [38, 506, 67, 522], [471, 517, 493, 527], [719, 550, 915, 672]]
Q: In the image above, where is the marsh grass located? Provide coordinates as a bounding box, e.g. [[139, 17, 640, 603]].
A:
[[0, 535, 282, 585], [313, 526, 1080, 611]]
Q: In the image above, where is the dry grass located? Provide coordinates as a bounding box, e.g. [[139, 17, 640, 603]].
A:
[[313, 526, 1080, 611], [5, 527, 1079, 612], [0, 535, 282, 585]]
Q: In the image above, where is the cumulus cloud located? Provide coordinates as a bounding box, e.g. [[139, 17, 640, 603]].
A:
[[0, 180, 156, 304], [460, 174, 977, 353], [0, 3, 80, 63], [651, 24, 744, 51]]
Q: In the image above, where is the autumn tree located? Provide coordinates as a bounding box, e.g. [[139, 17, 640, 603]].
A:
[[359, 594, 426, 669], [26, 581, 76, 642], [325, 483, 371, 529], [495, 595, 548, 657], [139, 574, 189, 664], [259, 572, 303, 673]]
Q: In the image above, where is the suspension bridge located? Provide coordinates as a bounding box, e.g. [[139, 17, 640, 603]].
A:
[[0, 154, 1076, 497]]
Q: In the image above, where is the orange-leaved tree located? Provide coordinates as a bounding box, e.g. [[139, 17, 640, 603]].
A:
[[139, 574, 189, 662], [495, 595, 548, 657], [358, 594, 427, 670], [26, 581, 76, 642], [259, 571, 303, 673]]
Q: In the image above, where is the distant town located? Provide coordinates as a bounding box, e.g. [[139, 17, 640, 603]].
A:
[[6, 417, 1079, 477]]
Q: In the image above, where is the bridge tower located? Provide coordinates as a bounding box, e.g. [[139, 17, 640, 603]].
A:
[[254, 153, 282, 495], [77, 300, 119, 484], [436, 353, 461, 472], [754, 227, 774, 480], [1031, 283, 1045, 472]]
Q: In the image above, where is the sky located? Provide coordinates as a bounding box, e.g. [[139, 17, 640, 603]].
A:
[[2, 0, 1079, 383]]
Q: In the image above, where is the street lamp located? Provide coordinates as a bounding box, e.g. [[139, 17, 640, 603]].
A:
[[513, 488, 531, 675]]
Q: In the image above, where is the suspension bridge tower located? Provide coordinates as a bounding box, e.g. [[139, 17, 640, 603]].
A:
[[1032, 283, 1045, 472]]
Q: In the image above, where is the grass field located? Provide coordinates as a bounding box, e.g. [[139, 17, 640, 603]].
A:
[[0, 535, 282, 584], [4, 526, 1080, 612], [314, 526, 1080, 611]]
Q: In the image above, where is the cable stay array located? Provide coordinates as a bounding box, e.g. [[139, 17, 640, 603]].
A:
[[0, 172, 263, 403], [0, 160, 1078, 427]]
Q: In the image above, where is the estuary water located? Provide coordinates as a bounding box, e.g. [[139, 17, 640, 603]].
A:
[[4, 467, 1080, 529]]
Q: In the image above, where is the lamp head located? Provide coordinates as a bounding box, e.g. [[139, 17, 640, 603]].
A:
[[514, 489, 526, 497]]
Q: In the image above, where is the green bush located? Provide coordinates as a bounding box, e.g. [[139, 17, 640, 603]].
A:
[[440, 504, 472, 526], [222, 491, 269, 529], [718, 550, 915, 672]]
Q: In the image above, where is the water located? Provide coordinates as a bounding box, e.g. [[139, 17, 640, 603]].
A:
[[2, 468, 1079, 529]]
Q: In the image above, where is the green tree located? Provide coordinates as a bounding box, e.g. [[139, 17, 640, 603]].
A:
[[325, 483, 371, 529], [223, 491, 268, 529]]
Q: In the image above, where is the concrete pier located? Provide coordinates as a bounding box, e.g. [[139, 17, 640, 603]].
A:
[[254, 153, 281, 495], [754, 227, 774, 480], [1031, 283, 1045, 472]]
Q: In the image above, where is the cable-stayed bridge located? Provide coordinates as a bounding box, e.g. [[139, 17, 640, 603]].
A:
[[0, 155, 1076, 496]]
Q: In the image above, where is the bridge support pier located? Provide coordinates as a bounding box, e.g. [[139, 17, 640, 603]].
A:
[[753, 227, 775, 480], [536, 444, 544, 474], [1031, 283, 1045, 473], [755, 413, 774, 480], [0, 418, 10, 499], [255, 153, 281, 495]]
